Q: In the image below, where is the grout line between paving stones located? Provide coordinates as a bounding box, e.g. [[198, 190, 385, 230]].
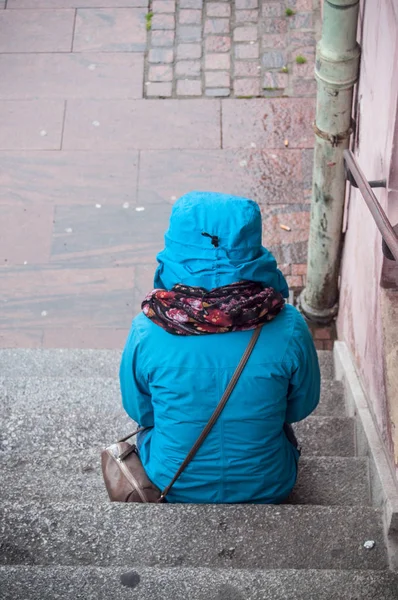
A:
[[199, 0, 205, 99], [135, 150, 141, 205], [143, 0, 152, 96], [230, 0, 237, 98], [70, 8, 77, 53], [142, 0, 152, 98], [173, 0, 180, 98], [219, 98, 223, 148], [60, 100, 67, 151]]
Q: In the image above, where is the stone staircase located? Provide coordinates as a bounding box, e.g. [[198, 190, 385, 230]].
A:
[[0, 349, 397, 599]]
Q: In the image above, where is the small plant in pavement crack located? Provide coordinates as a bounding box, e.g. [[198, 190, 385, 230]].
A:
[[146, 11, 153, 31], [285, 8, 295, 16], [295, 55, 307, 64]]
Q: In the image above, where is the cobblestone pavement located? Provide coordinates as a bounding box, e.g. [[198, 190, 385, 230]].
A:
[[0, 0, 328, 349], [145, 0, 318, 98]]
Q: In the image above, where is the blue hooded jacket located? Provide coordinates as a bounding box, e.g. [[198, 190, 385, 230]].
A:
[[120, 192, 320, 503]]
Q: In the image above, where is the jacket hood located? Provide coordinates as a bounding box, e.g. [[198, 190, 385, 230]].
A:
[[154, 191, 289, 297]]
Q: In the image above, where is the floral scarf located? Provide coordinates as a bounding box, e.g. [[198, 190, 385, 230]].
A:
[[142, 282, 285, 335]]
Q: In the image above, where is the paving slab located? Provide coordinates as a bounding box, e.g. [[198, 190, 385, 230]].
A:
[[293, 77, 317, 98], [62, 100, 221, 150], [50, 202, 170, 265], [262, 204, 310, 263], [137, 149, 307, 205], [0, 151, 139, 206], [222, 98, 315, 149], [0, 502, 388, 569], [222, 99, 275, 148], [2, 567, 397, 600], [0, 265, 135, 329], [289, 28, 316, 49], [133, 262, 158, 313], [0, 202, 53, 265], [150, 29, 175, 46], [0, 330, 44, 349], [0, 101, 64, 150], [41, 328, 128, 349], [236, 9, 259, 23], [0, 9, 75, 52], [288, 0, 313, 10], [73, 8, 147, 52], [261, 16, 288, 35], [3, 329, 125, 350], [0, 53, 145, 100]]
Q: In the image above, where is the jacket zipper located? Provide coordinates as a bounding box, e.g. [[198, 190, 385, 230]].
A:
[[107, 444, 148, 503]]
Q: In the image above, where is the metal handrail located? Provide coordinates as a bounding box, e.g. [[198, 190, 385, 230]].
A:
[[344, 150, 398, 261]]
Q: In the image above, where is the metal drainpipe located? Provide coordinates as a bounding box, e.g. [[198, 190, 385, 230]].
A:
[[299, 0, 361, 324]]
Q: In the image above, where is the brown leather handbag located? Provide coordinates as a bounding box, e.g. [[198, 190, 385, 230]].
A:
[[101, 326, 262, 503]]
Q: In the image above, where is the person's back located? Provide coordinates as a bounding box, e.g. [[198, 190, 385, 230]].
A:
[[120, 191, 320, 504]]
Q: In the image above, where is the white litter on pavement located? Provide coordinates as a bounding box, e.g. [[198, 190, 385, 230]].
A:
[[363, 540, 376, 550]]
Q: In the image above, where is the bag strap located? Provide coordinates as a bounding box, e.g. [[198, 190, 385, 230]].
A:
[[117, 427, 147, 444], [158, 325, 262, 501]]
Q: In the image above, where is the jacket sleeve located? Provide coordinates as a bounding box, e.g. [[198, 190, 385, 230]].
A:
[[119, 323, 154, 428], [285, 311, 321, 424]]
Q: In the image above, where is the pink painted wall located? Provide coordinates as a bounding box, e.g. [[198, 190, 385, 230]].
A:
[[338, 0, 398, 461]]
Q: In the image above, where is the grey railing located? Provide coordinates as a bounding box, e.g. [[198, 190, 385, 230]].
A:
[[344, 149, 398, 261]]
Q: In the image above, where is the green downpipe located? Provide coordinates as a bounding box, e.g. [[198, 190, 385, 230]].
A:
[[300, 0, 360, 323]]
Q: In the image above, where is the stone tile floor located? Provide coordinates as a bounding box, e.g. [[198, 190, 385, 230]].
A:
[[0, 0, 332, 349]]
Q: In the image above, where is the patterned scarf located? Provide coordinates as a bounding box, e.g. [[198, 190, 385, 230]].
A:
[[142, 282, 285, 335]]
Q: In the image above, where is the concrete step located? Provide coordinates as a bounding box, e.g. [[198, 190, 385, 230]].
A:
[[295, 415, 355, 457], [0, 452, 370, 506], [287, 457, 369, 505], [317, 349, 335, 380], [0, 348, 336, 381], [0, 372, 344, 420], [0, 502, 387, 570], [0, 349, 122, 380], [315, 379, 345, 417], [1, 567, 397, 600], [0, 378, 353, 456]]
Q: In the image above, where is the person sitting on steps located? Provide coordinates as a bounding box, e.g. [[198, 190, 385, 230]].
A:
[[120, 191, 321, 504]]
